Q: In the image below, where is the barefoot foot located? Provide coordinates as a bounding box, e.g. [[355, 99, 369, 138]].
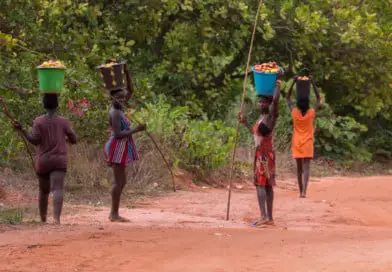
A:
[[264, 220, 275, 226], [109, 215, 130, 223], [251, 220, 268, 228]]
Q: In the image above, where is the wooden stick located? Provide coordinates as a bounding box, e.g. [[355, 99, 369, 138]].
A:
[[130, 116, 176, 192], [226, 0, 264, 221], [0, 97, 36, 172]]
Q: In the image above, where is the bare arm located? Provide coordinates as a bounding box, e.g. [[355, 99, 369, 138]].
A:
[[238, 112, 253, 134], [20, 130, 40, 146], [15, 120, 40, 146], [286, 77, 296, 112], [64, 120, 77, 144], [270, 80, 281, 121], [124, 63, 134, 104], [242, 119, 254, 134], [311, 76, 321, 111]]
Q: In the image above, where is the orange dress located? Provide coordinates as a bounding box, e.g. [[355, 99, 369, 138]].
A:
[[291, 108, 316, 158]]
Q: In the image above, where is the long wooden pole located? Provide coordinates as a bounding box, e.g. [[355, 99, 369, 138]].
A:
[[226, 0, 264, 221]]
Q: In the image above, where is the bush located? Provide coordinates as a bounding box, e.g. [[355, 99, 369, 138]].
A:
[[0, 208, 24, 224], [363, 123, 392, 161], [182, 119, 235, 171], [134, 96, 235, 177]]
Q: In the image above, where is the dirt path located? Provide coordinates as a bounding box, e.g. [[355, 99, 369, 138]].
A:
[[1, 176, 392, 271]]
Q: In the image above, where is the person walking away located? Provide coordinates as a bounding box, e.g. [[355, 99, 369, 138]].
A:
[[286, 76, 321, 198], [13, 94, 77, 224]]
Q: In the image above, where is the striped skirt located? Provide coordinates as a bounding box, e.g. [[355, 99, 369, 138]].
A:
[[104, 136, 139, 166]]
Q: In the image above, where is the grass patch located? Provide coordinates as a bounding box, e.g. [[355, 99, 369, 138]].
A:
[[0, 207, 24, 225]]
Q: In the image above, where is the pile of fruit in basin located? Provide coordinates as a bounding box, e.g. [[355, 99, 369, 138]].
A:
[[253, 62, 280, 73], [297, 76, 309, 81], [100, 61, 119, 68], [38, 60, 66, 68]]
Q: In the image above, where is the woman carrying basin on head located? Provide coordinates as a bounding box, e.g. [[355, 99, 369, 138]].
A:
[[101, 61, 146, 222], [286, 75, 321, 198], [238, 67, 284, 227]]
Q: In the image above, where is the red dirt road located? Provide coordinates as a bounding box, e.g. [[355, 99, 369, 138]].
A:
[[1, 176, 392, 271]]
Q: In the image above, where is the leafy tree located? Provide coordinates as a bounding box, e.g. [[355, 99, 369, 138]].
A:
[[0, 0, 391, 167]]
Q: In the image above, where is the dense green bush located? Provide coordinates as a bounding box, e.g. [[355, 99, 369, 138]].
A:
[[135, 97, 235, 174]]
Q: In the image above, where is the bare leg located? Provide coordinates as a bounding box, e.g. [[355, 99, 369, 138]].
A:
[[296, 158, 304, 197], [256, 185, 267, 221], [120, 170, 128, 192], [50, 171, 66, 224], [302, 159, 311, 197], [265, 185, 274, 223], [110, 164, 129, 222], [38, 174, 50, 223]]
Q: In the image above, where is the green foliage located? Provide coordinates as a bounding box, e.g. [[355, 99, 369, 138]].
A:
[[2, 0, 389, 119], [315, 106, 371, 162], [135, 97, 235, 174], [0, 208, 24, 225], [363, 123, 392, 161], [0, 0, 391, 170], [0, 120, 23, 168], [182, 120, 235, 171]]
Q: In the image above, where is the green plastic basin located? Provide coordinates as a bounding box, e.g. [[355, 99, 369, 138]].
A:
[[37, 67, 66, 93]]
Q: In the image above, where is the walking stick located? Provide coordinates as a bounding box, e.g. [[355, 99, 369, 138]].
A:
[[130, 116, 176, 192], [226, 0, 264, 221], [0, 97, 36, 172]]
